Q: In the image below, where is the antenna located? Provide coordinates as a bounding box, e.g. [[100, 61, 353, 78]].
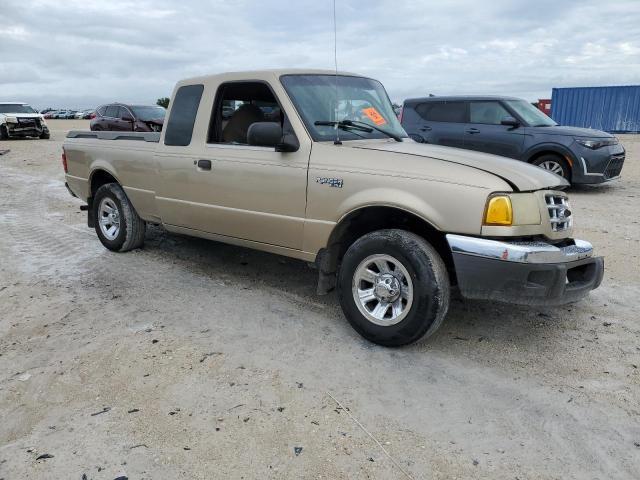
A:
[[333, 0, 341, 145]]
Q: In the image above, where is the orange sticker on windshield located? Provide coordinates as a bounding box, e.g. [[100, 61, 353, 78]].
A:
[[362, 107, 387, 126]]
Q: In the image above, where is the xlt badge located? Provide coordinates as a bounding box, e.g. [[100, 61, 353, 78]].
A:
[[316, 177, 343, 188]]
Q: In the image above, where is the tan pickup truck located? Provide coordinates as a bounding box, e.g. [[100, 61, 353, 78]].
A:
[[63, 69, 603, 346]]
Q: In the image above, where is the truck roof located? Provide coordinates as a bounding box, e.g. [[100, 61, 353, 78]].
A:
[[176, 68, 365, 86]]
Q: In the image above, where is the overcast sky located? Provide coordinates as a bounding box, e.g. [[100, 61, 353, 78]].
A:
[[2, 0, 639, 109]]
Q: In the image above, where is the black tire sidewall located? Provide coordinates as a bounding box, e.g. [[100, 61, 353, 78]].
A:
[[93, 184, 128, 251], [534, 155, 571, 181], [338, 230, 447, 346]]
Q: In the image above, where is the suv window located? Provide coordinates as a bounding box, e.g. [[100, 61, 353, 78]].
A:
[[469, 101, 511, 125], [164, 84, 204, 147], [105, 105, 119, 118], [208, 82, 282, 144], [415, 101, 467, 123], [97, 105, 107, 116]]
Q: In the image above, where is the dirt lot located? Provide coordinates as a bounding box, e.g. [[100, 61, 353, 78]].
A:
[[1, 120, 639, 479]]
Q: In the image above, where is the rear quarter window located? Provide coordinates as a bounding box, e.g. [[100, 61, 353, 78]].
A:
[[415, 101, 467, 123], [164, 84, 204, 146]]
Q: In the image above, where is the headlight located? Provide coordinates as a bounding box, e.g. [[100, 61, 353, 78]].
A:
[[484, 195, 513, 226], [575, 138, 618, 149], [5, 116, 18, 123]]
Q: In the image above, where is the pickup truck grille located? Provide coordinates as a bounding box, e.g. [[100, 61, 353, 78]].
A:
[[545, 194, 572, 232], [604, 154, 625, 179]]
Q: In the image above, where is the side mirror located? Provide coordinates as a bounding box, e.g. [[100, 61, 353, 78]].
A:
[[501, 116, 519, 128], [247, 122, 299, 152]]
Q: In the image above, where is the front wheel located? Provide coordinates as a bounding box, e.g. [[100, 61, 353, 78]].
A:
[[338, 229, 450, 346], [532, 154, 571, 181], [93, 183, 146, 252], [39, 131, 50, 139]]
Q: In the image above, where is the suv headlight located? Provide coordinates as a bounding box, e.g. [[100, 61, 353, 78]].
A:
[[575, 138, 618, 149], [5, 116, 18, 123]]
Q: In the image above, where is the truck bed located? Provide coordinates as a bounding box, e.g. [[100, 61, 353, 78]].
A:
[[66, 130, 160, 143]]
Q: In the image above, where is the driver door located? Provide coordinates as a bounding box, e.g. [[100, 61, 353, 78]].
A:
[[156, 81, 310, 250]]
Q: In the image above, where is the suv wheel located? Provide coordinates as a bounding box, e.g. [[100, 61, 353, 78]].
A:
[[532, 154, 571, 181], [337, 229, 450, 346], [93, 183, 146, 252]]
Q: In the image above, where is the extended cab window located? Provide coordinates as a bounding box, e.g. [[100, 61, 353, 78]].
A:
[[415, 101, 467, 123], [469, 101, 510, 125], [164, 84, 204, 146], [208, 82, 282, 144]]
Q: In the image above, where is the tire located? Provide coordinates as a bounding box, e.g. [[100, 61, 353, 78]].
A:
[[93, 183, 146, 252], [92, 125, 102, 131], [0, 125, 8, 140], [337, 229, 450, 347], [531, 154, 571, 181], [39, 132, 50, 139]]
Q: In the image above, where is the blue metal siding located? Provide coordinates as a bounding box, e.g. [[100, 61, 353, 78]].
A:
[[551, 86, 640, 133]]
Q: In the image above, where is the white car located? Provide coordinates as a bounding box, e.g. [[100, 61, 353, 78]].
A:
[[0, 102, 50, 139]]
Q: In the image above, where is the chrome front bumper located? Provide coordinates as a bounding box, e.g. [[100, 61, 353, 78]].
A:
[[446, 234, 594, 264], [446, 234, 604, 305]]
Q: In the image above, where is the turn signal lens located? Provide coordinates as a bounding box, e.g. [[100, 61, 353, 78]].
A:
[[484, 196, 513, 226]]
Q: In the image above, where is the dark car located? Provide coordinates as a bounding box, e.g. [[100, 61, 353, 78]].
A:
[[90, 103, 165, 132], [400, 96, 625, 184]]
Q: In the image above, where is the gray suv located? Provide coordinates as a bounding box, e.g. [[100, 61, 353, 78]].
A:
[[400, 96, 625, 184]]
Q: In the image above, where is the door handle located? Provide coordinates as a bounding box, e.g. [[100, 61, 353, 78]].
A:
[[196, 159, 212, 170], [419, 126, 432, 132], [466, 128, 480, 134]]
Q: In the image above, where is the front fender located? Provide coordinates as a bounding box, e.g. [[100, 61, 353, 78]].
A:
[[336, 187, 444, 231], [523, 142, 578, 166]]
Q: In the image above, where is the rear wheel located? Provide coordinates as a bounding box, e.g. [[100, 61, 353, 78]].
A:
[[0, 125, 8, 140], [532, 154, 571, 181], [337, 229, 450, 346], [93, 183, 146, 252]]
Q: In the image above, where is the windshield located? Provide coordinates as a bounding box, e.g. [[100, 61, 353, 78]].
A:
[[0, 104, 37, 114], [280, 74, 407, 142], [130, 106, 166, 121], [505, 100, 556, 127]]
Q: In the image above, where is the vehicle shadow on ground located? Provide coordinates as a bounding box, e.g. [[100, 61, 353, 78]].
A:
[[142, 225, 573, 351]]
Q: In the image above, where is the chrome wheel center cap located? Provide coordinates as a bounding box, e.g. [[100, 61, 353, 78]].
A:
[[374, 274, 400, 302]]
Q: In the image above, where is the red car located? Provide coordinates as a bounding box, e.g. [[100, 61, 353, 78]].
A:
[[90, 103, 165, 132]]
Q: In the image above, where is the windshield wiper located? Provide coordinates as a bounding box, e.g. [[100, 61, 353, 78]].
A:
[[314, 120, 403, 142], [343, 120, 403, 142]]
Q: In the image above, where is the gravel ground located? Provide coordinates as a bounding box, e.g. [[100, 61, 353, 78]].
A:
[[1, 120, 639, 480]]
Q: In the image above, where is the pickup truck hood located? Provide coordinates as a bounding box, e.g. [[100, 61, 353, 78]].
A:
[[348, 140, 569, 192]]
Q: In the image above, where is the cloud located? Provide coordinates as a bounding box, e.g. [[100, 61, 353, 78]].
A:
[[1, 0, 639, 108]]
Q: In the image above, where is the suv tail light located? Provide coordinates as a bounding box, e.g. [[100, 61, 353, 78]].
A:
[[61, 149, 68, 173]]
